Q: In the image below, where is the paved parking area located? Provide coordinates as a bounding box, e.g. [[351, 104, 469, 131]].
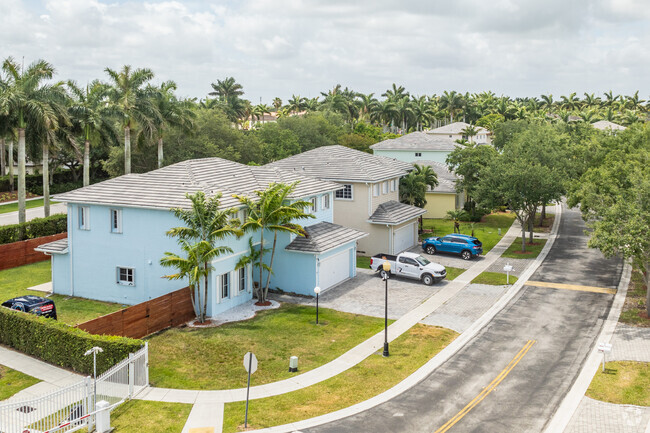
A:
[[408, 245, 477, 269], [271, 268, 447, 320]]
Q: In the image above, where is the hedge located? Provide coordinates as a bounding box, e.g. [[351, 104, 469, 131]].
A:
[[0, 214, 68, 245], [0, 307, 143, 376]]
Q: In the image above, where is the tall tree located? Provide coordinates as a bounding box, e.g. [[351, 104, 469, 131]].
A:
[[151, 81, 195, 168], [105, 65, 159, 174], [439, 90, 463, 122]]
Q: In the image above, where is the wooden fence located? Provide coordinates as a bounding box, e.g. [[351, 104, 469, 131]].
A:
[[0, 233, 67, 271], [77, 287, 195, 339]]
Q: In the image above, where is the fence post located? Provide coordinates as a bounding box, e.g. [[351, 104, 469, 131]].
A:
[[128, 352, 135, 398], [96, 400, 111, 433], [145, 342, 150, 386], [86, 376, 95, 431]]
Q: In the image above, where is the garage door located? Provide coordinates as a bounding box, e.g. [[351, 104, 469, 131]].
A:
[[319, 249, 351, 291], [393, 223, 416, 254]]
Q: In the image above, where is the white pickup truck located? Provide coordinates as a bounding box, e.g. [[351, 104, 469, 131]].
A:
[[369, 252, 446, 285]]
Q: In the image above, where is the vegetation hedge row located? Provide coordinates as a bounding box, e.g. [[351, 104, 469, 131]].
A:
[[0, 307, 143, 375], [0, 214, 67, 245], [0, 171, 79, 193]]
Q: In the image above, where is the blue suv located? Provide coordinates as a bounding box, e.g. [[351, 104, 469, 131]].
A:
[[422, 234, 483, 260]]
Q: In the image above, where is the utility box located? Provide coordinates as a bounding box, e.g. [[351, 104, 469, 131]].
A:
[[96, 400, 111, 433], [289, 356, 298, 372]]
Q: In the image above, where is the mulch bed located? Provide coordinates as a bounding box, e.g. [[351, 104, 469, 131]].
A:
[[0, 191, 38, 203]]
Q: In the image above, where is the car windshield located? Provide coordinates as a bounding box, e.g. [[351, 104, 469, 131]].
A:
[[415, 256, 431, 266], [472, 240, 481, 245]]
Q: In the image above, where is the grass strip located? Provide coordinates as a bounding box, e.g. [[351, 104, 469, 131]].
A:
[[0, 199, 59, 214], [501, 237, 547, 259], [586, 361, 650, 406], [445, 267, 465, 281], [471, 271, 518, 285], [619, 266, 649, 326], [356, 255, 371, 269], [147, 304, 392, 390], [223, 324, 458, 432], [0, 365, 41, 400]]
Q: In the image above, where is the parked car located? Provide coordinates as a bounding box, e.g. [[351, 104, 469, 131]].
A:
[[1, 295, 57, 320], [422, 234, 483, 260], [369, 252, 446, 285]]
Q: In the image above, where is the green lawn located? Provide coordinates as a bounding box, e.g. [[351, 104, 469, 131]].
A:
[[0, 199, 59, 214], [0, 365, 41, 400], [421, 212, 516, 254], [107, 400, 192, 433], [471, 271, 518, 285], [147, 304, 393, 390], [445, 267, 465, 281], [356, 255, 371, 269], [0, 261, 124, 325], [532, 214, 555, 233], [619, 266, 649, 326], [586, 361, 650, 406], [223, 324, 458, 432], [501, 238, 547, 259]]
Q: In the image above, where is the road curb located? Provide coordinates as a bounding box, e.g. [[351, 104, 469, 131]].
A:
[[542, 260, 633, 433], [251, 204, 564, 433]]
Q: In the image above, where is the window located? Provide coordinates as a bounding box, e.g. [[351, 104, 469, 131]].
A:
[[221, 273, 230, 299], [382, 181, 388, 194], [335, 184, 353, 200], [398, 257, 417, 266], [110, 209, 122, 233], [390, 179, 396, 192], [321, 194, 330, 210], [415, 152, 422, 157], [117, 267, 134, 286], [79, 206, 90, 230], [373, 184, 380, 197], [238, 268, 246, 293], [310, 197, 317, 212], [237, 209, 247, 225], [449, 135, 452, 138]]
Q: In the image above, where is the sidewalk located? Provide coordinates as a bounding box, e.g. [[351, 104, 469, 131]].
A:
[[0, 202, 66, 226]]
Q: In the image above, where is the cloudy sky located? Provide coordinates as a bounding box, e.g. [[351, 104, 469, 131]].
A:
[[2, 0, 649, 103]]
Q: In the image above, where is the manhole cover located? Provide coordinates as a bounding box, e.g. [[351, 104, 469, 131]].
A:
[[17, 406, 35, 413]]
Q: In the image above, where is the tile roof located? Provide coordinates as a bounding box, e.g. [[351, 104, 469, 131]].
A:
[[370, 131, 459, 152], [285, 222, 368, 254], [428, 122, 489, 135], [266, 145, 413, 182], [416, 161, 459, 194], [54, 158, 341, 211], [591, 120, 627, 131], [35, 238, 68, 255], [368, 200, 426, 225]]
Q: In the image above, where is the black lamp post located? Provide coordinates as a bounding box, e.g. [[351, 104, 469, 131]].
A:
[[382, 261, 390, 357], [314, 286, 321, 324]]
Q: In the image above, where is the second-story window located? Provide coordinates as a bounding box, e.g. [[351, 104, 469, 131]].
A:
[[221, 273, 230, 299], [79, 206, 90, 230], [310, 197, 317, 212], [391, 179, 396, 192], [415, 152, 422, 157], [321, 194, 330, 210], [382, 181, 388, 194], [110, 209, 122, 233], [335, 184, 353, 200], [373, 184, 380, 197]]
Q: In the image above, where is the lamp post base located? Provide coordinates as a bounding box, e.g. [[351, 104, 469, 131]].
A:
[[382, 342, 389, 357]]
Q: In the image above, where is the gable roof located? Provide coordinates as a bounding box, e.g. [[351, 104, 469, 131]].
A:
[[416, 161, 459, 194], [370, 131, 459, 152], [591, 120, 627, 131], [428, 122, 489, 135], [54, 158, 341, 211], [265, 145, 413, 182], [368, 200, 426, 225], [285, 222, 367, 254]]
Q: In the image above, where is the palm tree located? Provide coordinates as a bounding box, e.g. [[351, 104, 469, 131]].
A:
[[382, 83, 408, 102], [624, 91, 646, 112], [256, 103, 272, 125], [411, 95, 434, 131], [0, 57, 65, 223], [578, 109, 600, 123], [287, 94, 306, 114], [560, 92, 580, 111], [234, 182, 314, 303], [151, 81, 195, 168], [67, 80, 119, 186], [413, 164, 438, 190], [540, 94, 554, 113], [161, 191, 240, 323], [583, 93, 601, 109], [105, 65, 159, 174], [399, 171, 427, 207], [439, 90, 463, 122], [209, 77, 244, 101], [461, 124, 479, 143], [272, 97, 282, 111], [603, 90, 621, 108], [355, 93, 378, 122]]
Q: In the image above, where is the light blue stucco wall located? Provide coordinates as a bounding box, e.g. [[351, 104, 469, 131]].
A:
[[373, 149, 452, 164], [51, 253, 70, 295]]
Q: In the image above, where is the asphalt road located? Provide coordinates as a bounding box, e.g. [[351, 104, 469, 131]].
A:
[[305, 205, 624, 433]]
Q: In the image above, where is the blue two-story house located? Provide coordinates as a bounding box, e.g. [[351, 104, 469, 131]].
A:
[[36, 158, 367, 317]]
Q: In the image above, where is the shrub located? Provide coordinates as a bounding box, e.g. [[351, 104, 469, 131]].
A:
[[0, 214, 67, 245], [0, 307, 143, 375]]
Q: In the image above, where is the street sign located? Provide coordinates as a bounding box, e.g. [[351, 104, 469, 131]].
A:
[[597, 343, 612, 353], [243, 352, 258, 374]]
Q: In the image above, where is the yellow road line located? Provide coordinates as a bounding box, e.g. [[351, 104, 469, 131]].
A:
[[526, 280, 616, 295], [434, 340, 536, 433]]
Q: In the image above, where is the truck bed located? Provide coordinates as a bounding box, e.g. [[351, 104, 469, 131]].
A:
[[372, 253, 397, 262]]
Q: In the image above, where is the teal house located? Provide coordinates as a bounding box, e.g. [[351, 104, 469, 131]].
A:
[[370, 131, 459, 164], [36, 158, 366, 317]]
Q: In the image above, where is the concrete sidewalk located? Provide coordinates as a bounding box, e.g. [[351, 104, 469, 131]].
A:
[[0, 202, 66, 226]]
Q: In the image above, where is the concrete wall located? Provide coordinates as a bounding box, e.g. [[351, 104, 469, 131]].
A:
[[424, 193, 457, 218]]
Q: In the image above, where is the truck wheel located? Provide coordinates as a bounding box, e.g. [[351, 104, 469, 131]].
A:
[[380, 270, 390, 279], [426, 245, 436, 255], [461, 250, 472, 260], [422, 274, 434, 285]]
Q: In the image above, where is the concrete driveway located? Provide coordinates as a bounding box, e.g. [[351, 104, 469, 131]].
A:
[[272, 268, 448, 320]]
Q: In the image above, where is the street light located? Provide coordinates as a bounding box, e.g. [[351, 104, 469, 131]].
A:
[[84, 346, 104, 407], [382, 261, 391, 357], [314, 286, 321, 324]]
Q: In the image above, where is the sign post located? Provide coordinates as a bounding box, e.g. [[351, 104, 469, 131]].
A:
[[243, 352, 258, 428], [597, 342, 612, 372], [503, 263, 514, 284]]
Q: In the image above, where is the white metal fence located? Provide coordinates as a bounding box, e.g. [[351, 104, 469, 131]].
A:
[[0, 343, 148, 433]]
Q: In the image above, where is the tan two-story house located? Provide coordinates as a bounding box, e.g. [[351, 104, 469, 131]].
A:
[[267, 146, 425, 256]]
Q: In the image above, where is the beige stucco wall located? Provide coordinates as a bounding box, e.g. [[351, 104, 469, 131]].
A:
[[424, 193, 457, 218], [370, 178, 400, 209]]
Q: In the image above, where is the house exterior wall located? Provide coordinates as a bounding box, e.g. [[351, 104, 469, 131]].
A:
[[390, 219, 419, 254], [424, 193, 457, 218], [370, 178, 400, 209], [51, 253, 70, 295], [372, 149, 452, 164]]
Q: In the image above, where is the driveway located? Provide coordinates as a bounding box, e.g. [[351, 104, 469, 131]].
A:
[[272, 268, 447, 320]]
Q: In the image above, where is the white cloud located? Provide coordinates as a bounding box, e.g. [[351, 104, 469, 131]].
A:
[[1, 0, 648, 102]]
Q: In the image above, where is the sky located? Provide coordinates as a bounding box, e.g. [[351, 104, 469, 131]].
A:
[[2, 0, 649, 104]]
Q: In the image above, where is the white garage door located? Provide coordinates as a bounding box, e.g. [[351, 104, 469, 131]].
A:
[[319, 249, 351, 291], [393, 223, 416, 254]]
